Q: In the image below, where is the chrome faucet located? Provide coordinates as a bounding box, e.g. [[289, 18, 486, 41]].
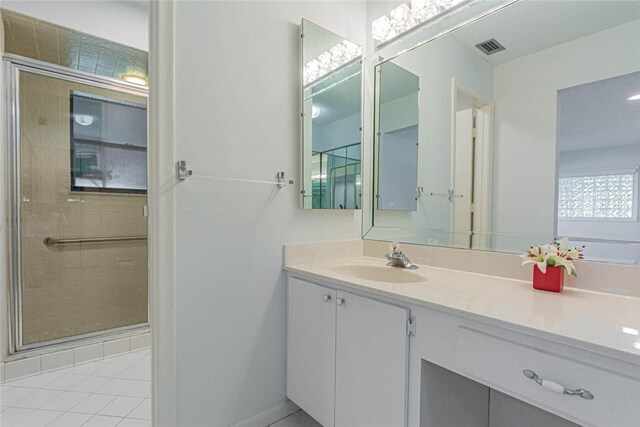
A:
[[385, 242, 418, 269]]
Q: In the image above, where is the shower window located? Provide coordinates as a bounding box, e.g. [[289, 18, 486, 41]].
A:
[[71, 93, 147, 193]]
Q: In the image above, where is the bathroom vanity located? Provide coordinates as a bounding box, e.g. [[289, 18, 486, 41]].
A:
[[284, 255, 640, 427], [291, 0, 640, 425]]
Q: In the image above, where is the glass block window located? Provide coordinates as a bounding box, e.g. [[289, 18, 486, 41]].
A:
[[558, 174, 635, 219]]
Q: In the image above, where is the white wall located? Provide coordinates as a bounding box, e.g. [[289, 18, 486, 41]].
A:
[[491, 20, 640, 249], [162, 2, 365, 425], [312, 112, 361, 154], [1, 0, 148, 51]]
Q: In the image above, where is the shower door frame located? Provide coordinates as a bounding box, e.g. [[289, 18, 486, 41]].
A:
[[4, 53, 151, 355]]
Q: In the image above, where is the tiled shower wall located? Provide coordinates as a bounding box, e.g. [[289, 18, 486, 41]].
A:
[[19, 72, 148, 345]]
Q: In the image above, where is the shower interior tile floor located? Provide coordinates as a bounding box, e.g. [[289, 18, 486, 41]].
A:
[[0, 348, 150, 427]]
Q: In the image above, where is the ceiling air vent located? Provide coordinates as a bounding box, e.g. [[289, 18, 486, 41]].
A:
[[475, 38, 505, 55]]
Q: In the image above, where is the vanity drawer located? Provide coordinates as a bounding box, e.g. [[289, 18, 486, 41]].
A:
[[455, 327, 640, 427]]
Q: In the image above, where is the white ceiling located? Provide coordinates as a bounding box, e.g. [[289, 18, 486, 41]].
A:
[[451, 0, 640, 65], [557, 71, 640, 153]]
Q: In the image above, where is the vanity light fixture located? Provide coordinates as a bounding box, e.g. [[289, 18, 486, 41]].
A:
[[122, 73, 148, 86], [627, 93, 640, 101], [372, 0, 467, 43], [312, 106, 320, 118], [303, 40, 362, 85]]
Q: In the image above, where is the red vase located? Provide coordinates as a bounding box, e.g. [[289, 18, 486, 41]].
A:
[[532, 265, 564, 293]]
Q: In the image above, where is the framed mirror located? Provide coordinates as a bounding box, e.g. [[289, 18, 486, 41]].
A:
[[301, 19, 363, 209], [363, 0, 640, 264]]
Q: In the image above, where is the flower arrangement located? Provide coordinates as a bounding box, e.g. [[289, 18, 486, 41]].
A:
[[520, 238, 584, 277]]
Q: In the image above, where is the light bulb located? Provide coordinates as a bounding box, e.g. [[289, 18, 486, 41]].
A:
[[390, 4, 416, 33], [312, 106, 320, 118], [412, 0, 439, 22], [343, 40, 362, 60], [318, 52, 332, 74], [305, 59, 321, 83], [329, 43, 346, 66], [372, 16, 396, 42]]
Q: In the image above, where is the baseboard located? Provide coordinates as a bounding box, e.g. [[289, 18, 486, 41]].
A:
[[232, 400, 300, 427]]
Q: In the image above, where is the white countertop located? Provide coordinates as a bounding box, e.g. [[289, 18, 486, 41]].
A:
[[285, 256, 640, 365]]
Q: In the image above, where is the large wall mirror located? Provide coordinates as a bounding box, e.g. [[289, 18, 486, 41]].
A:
[[363, 0, 640, 264], [301, 19, 363, 209]]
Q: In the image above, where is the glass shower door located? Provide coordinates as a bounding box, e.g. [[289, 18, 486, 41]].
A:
[[12, 66, 149, 350]]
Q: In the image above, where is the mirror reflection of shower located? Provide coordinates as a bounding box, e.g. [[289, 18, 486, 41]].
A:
[[311, 144, 361, 209]]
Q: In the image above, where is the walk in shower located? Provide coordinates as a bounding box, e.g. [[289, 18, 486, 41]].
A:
[[3, 10, 149, 354]]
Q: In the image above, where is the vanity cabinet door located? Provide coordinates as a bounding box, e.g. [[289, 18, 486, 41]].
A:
[[287, 278, 337, 427], [335, 291, 409, 427]]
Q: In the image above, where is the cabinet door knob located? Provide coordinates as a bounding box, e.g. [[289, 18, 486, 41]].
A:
[[336, 298, 345, 306], [321, 294, 331, 302]]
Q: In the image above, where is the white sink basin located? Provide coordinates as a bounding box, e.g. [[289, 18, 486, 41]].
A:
[[331, 264, 426, 284]]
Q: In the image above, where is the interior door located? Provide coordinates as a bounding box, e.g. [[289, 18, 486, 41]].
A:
[[335, 291, 409, 427]]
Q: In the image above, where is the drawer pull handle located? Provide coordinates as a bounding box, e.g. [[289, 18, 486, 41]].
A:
[[336, 298, 345, 306], [321, 294, 331, 302], [523, 370, 594, 400]]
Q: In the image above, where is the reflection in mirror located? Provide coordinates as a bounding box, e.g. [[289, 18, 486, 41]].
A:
[[375, 62, 419, 211], [556, 72, 640, 263], [365, 0, 640, 264], [301, 19, 362, 209]]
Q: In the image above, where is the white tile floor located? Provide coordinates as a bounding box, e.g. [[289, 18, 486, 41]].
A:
[[270, 410, 321, 427], [0, 349, 150, 427]]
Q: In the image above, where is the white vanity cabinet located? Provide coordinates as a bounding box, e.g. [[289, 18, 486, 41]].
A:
[[286, 277, 410, 427]]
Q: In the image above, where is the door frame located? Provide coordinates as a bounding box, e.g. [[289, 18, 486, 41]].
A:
[[3, 54, 150, 355]]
